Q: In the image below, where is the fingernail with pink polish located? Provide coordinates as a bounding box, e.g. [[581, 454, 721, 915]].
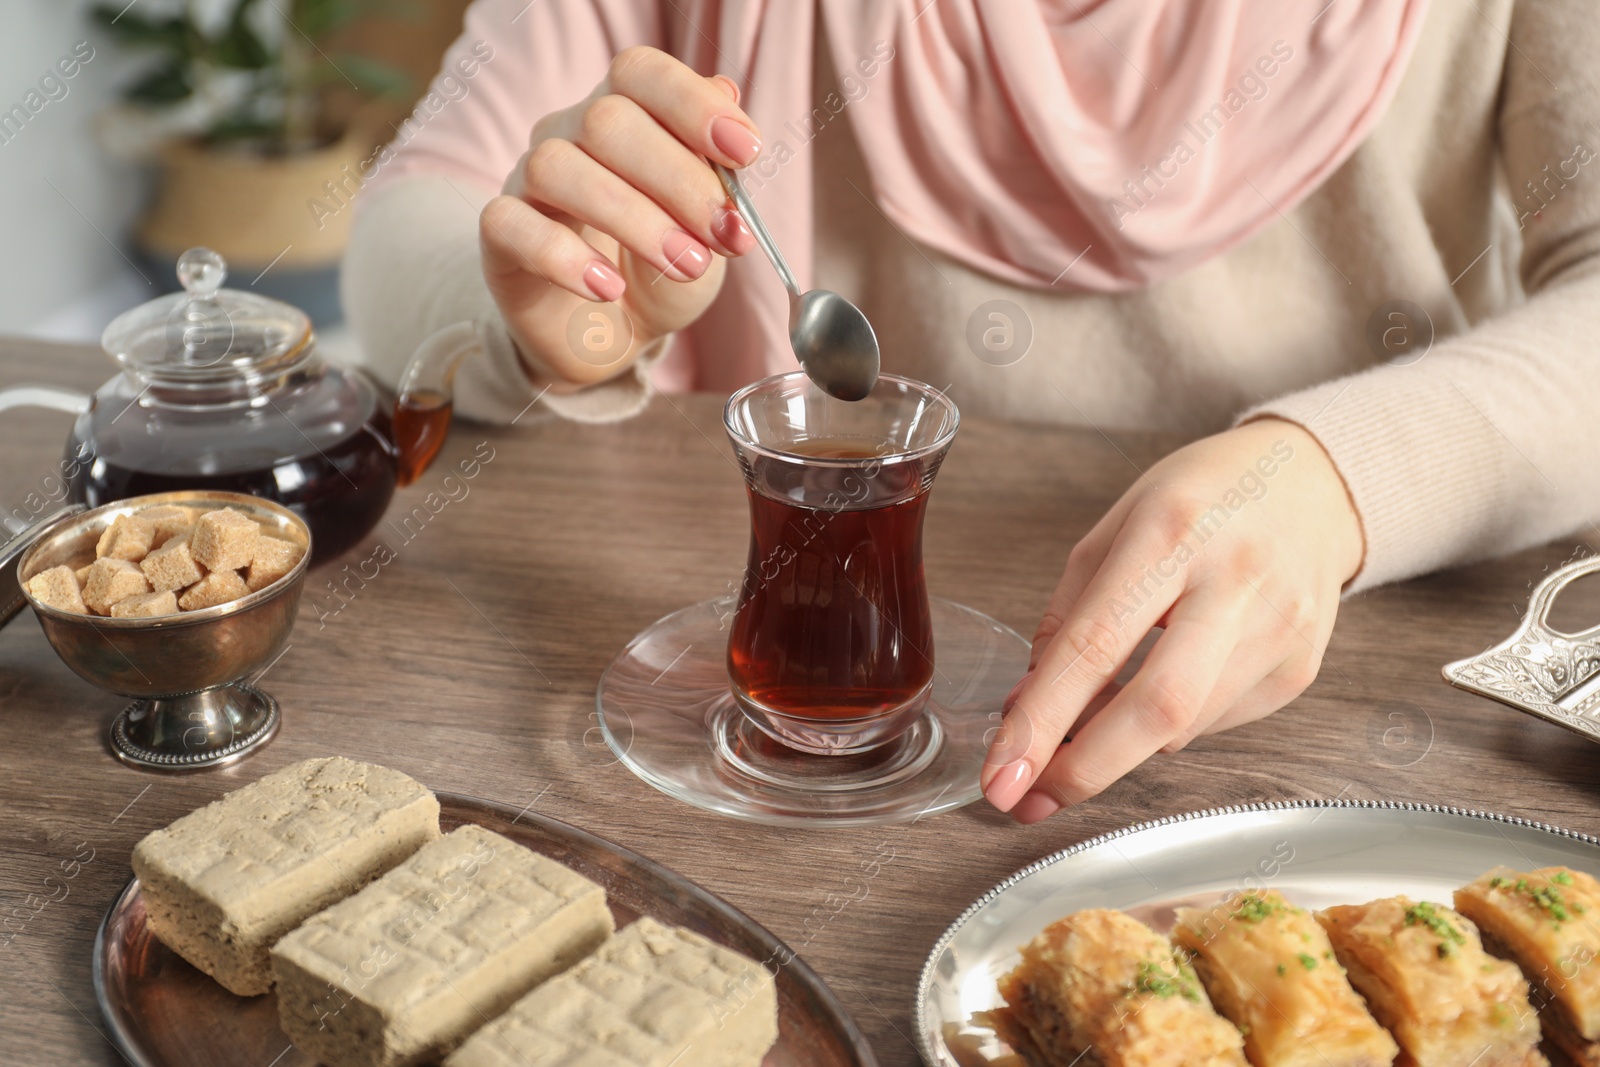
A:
[[1012, 791, 1062, 824], [583, 260, 625, 302], [983, 760, 1033, 813], [662, 230, 711, 280], [711, 206, 756, 255], [710, 115, 761, 166]]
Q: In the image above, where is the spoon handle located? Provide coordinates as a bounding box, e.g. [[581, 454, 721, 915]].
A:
[[714, 164, 801, 300]]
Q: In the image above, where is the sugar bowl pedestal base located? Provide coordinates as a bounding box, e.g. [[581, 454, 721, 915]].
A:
[[110, 683, 281, 771], [595, 595, 1031, 827]]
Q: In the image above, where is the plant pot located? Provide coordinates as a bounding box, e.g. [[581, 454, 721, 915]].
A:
[[136, 128, 372, 325]]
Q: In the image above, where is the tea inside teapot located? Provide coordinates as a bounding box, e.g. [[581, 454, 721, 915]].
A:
[[0, 249, 475, 564], [66, 382, 398, 566]]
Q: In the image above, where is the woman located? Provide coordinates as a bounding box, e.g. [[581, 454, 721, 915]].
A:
[[346, 0, 1600, 823]]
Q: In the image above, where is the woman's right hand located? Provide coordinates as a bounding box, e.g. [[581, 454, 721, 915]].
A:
[[479, 47, 762, 388]]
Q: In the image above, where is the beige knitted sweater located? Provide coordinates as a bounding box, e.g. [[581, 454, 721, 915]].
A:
[[344, 0, 1600, 594]]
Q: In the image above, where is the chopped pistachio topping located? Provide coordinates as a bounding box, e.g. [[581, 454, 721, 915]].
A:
[[1232, 894, 1286, 923], [1405, 901, 1467, 956], [1528, 883, 1571, 921], [1276, 963, 1287, 976], [1130, 958, 1201, 1001], [1490, 874, 1575, 923], [1297, 952, 1317, 971]]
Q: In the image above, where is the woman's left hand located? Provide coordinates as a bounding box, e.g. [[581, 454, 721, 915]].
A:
[[980, 417, 1365, 823]]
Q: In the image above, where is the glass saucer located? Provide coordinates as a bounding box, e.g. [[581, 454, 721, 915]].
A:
[[595, 595, 1032, 826]]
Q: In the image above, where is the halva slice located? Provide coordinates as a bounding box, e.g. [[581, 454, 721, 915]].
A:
[[131, 757, 440, 996], [445, 916, 778, 1067], [271, 824, 614, 1067]]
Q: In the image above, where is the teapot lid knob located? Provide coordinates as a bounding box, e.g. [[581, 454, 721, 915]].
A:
[[101, 245, 311, 384], [176, 248, 227, 300]]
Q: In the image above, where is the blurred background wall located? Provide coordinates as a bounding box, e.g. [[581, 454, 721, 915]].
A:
[[0, 0, 471, 347], [0, 1, 150, 341]]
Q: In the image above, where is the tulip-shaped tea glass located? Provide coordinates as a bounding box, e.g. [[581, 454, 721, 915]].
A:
[[595, 372, 1032, 825]]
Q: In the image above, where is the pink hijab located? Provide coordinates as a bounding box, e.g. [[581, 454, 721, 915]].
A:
[[372, 0, 1430, 389]]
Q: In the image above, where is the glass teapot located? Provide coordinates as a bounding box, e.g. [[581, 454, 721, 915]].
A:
[[0, 248, 480, 563]]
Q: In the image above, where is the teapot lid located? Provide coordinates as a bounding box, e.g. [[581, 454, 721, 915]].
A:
[[101, 248, 313, 384]]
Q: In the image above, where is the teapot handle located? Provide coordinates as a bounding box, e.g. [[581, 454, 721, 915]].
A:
[[0, 385, 91, 416], [392, 322, 485, 487]]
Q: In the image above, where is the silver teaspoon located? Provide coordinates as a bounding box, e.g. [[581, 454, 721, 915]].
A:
[[715, 164, 880, 402]]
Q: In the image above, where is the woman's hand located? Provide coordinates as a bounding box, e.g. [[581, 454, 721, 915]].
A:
[[479, 47, 761, 388], [980, 418, 1365, 823]]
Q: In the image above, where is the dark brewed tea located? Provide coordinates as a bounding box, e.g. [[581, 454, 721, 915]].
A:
[[67, 419, 395, 565], [727, 442, 935, 722]]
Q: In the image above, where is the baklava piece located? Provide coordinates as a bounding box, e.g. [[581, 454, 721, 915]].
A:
[[1175, 891, 1398, 1067], [1456, 867, 1600, 1066], [1319, 896, 1544, 1066], [996, 908, 1248, 1066]]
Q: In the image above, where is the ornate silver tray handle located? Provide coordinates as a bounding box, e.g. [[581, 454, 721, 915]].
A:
[[1443, 555, 1600, 735]]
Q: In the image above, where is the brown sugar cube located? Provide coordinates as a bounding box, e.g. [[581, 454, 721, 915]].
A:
[[95, 514, 156, 562], [26, 566, 87, 614], [178, 569, 249, 611], [190, 508, 260, 571], [141, 536, 206, 593], [82, 558, 153, 614], [138, 505, 195, 548], [245, 536, 303, 592], [110, 590, 180, 618], [75, 564, 92, 585]]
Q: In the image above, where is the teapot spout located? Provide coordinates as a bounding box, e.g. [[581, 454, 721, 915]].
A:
[[393, 322, 484, 487]]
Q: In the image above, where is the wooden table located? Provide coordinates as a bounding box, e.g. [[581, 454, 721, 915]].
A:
[[3, 336, 1598, 1066]]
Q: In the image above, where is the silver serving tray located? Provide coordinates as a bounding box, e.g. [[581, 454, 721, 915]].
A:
[[914, 800, 1600, 1067], [1444, 554, 1600, 739], [95, 791, 878, 1067]]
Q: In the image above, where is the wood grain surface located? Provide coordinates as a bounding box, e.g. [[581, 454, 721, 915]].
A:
[[2, 337, 1598, 1066]]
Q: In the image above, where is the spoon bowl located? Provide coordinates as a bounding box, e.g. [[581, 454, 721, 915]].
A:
[[789, 290, 880, 402], [716, 164, 880, 401]]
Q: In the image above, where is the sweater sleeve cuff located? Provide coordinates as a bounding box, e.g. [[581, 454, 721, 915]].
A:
[[473, 325, 666, 426], [1238, 366, 1517, 595]]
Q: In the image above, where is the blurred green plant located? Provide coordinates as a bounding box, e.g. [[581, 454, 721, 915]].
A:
[[89, 0, 412, 153]]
